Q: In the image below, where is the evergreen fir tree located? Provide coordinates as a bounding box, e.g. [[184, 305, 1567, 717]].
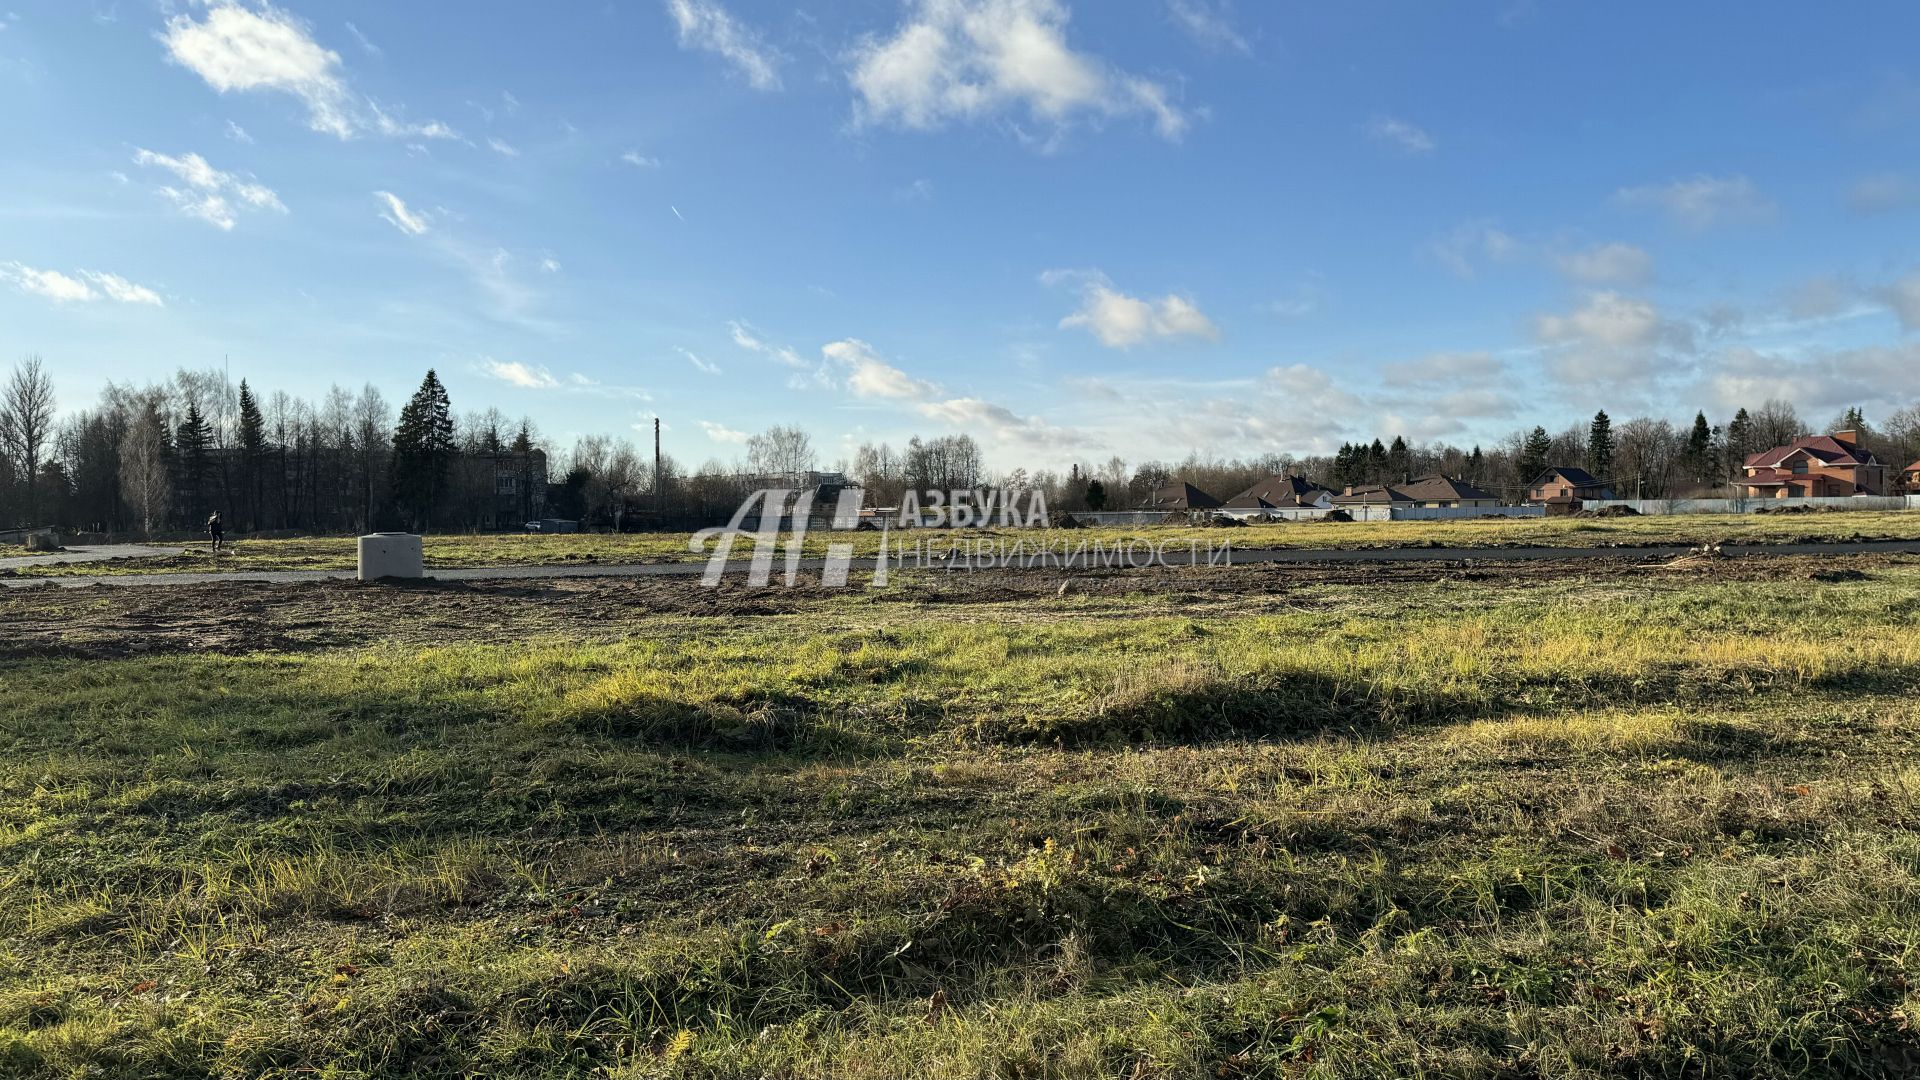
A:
[[1587, 410, 1614, 481], [175, 402, 211, 524], [1725, 408, 1753, 478], [391, 370, 455, 530], [1386, 435, 1411, 482], [1519, 426, 1553, 486], [1685, 411, 1713, 484], [236, 380, 266, 529]]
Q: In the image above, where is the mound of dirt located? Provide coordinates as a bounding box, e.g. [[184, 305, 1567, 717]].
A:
[[1052, 514, 1087, 529], [1317, 509, 1355, 523], [1574, 505, 1641, 518]]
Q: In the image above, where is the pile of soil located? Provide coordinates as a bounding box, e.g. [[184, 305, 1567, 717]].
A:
[[1052, 514, 1087, 529], [1574, 505, 1641, 518], [1317, 510, 1355, 523]]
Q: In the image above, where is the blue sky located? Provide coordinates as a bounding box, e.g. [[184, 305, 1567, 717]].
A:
[[4, 0, 1920, 469]]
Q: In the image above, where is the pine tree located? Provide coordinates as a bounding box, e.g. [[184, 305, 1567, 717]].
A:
[[1725, 408, 1753, 479], [175, 402, 211, 524], [1519, 426, 1553, 485], [1367, 438, 1387, 483], [236, 380, 266, 530], [390, 370, 455, 530], [1386, 435, 1411, 482], [1587, 410, 1614, 481], [1685, 411, 1713, 484], [1468, 445, 1484, 484], [1085, 478, 1107, 512]]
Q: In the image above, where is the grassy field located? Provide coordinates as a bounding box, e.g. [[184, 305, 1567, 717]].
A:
[[2, 555, 1919, 1077], [9, 509, 1920, 577]]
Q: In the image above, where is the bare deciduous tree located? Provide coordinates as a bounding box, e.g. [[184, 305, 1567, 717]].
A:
[[118, 398, 171, 537], [1, 356, 56, 524]]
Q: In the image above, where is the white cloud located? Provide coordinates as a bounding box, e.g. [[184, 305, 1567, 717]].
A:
[[1380, 351, 1503, 387], [81, 271, 164, 306], [161, 2, 455, 141], [132, 148, 285, 230], [1535, 291, 1666, 348], [620, 149, 661, 168], [1701, 343, 1920, 418], [1556, 241, 1652, 286], [729, 320, 808, 367], [1367, 114, 1433, 154], [2, 263, 162, 306], [1615, 174, 1773, 230], [538, 256, 562, 274], [481, 358, 559, 389], [1166, 0, 1249, 54], [823, 338, 941, 399], [848, 0, 1188, 142], [343, 20, 380, 57], [1057, 280, 1219, 348], [699, 420, 750, 443], [1430, 220, 1519, 277], [224, 119, 253, 143], [487, 136, 519, 157], [665, 0, 782, 91], [373, 190, 429, 235], [681, 348, 722, 374], [1881, 271, 1920, 331]]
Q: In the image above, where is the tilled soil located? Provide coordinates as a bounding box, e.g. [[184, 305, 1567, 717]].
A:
[[0, 553, 1903, 662]]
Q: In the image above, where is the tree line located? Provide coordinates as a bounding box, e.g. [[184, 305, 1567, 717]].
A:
[[5, 356, 1917, 534]]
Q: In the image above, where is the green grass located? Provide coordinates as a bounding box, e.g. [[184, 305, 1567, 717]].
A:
[[11, 509, 1920, 578], [3, 561, 1920, 1076]]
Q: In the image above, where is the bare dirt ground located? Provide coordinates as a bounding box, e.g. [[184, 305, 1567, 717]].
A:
[[2, 552, 1903, 662]]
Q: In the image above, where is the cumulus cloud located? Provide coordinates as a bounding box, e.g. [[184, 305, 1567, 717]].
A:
[[1533, 291, 1694, 389], [132, 148, 285, 230], [1380, 351, 1504, 387], [480, 358, 559, 388], [1049, 273, 1218, 347], [2, 263, 163, 305], [160, 2, 456, 140], [823, 338, 941, 399], [665, 0, 782, 90], [699, 419, 750, 443], [620, 150, 661, 168], [1701, 343, 1920, 418], [1615, 174, 1773, 230], [1535, 291, 1667, 348], [1555, 241, 1652, 286], [848, 0, 1188, 142], [486, 136, 519, 157], [373, 190, 429, 235], [1367, 115, 1433, 154]]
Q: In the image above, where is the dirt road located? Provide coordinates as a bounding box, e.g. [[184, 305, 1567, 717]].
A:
[[4, 538, 1920, 589]]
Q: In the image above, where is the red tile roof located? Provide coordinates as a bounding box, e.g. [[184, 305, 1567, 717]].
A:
[[1744, 433, 1878, 469]]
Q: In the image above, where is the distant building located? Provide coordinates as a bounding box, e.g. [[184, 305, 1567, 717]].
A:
[[1333, 475, 1501, 509], [1526, 466, 1614, 508], [470, 447, 547, 528], [1905, 459, 1920, 494], [1222, 474, 1335, 511], [1741, 430, 1885, 498], [1147, 481, 1223, 511]]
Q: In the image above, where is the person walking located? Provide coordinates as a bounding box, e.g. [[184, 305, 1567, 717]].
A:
[[207, 511, 225, 553]]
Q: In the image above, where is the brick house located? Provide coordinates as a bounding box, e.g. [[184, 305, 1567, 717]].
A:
[[1741, 430, 1886, 498], [1902, 460, 1920, 494], [1526, 466, 1613, 505]]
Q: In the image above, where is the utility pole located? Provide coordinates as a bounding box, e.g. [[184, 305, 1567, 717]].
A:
[[653, 416, 663, 520]]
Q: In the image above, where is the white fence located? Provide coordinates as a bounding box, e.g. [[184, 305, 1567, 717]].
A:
[[1219, 505, 1545, 523], [1581, 495, 1919, 515]]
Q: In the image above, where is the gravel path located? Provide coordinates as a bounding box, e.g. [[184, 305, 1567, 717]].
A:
[[4, 539, 1919, 589], [0, 544, 186, 572]]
